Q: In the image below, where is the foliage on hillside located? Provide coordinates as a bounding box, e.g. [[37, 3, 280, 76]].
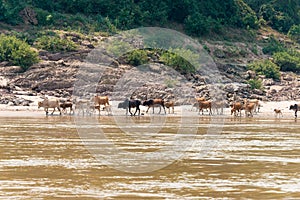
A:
[[0, 0, 299, 36], [0, 0, 299, 75], [0, 34, 39, 71]]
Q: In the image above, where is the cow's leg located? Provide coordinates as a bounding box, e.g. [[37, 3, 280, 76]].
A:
[[146, 106, 151, 113], [158, 106, 161, 114], [133, 107, 138, 116], [57, 107, 61, 115], [45, 107, 49, 116], [129, 106, 133, 116], [295, 110, 297, 118], [162, 105, 166, 114], [51, 108, 55, 115], [137, 107, 140, 116]]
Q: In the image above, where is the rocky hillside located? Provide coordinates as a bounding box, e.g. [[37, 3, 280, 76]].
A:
[[0, 28, 300, 106]]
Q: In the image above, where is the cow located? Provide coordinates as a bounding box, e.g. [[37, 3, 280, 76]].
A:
[[118, 99, 141, 116], [59, 101, 74, 115], [142, 99, 166, 114], [230, 102, 243, 117], [38, 98, 61, 116], [74, 99, 92, 116], [198, 101, 212, 115], [94, 96, 110, 107], [247, 99, 260, 114], [274, 109, 283, 118], [289, 104, 300, 118], [244, 102, 256, 117], [165, 101, 175, 114]]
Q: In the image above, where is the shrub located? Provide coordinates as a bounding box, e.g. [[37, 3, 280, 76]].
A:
[[159, 48, 198, 74], [262, 36, 285, 55], [184, 13, 221, 36], [125, 49, 148, 66], [35, 35, 77, 52], [0, 34, 39, 71], [248, 59, 280, 80], [273, 50, 300, 72], [288, 24, 300, 43], [247, 78, 262, 90]]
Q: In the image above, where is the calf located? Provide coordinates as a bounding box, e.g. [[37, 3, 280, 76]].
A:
[[60, 101, 74, 115], [274, 109, 283, 118], [74, 99, 91, 116], [165, 101, 175, 114]]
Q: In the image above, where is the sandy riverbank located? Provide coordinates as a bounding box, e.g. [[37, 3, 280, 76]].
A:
[[0, 94, 298, 118]]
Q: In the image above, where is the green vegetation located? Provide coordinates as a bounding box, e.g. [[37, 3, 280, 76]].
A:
[[248, 59, 280, 80], [159, 48, 198, 74], [0, 34, 39, 71], [125, 50, 148, 66], [273, 50, 300, 72], [262, 36, 285, 55], [288, 24, 300, 43], [247, 78, 262, 90], [0, 0, 299, 75], [0, 0, 298, 35], [35, 34, 77, 52]]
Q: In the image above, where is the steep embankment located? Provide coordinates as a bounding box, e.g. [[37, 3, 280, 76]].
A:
[[0, 28, 299, 107]]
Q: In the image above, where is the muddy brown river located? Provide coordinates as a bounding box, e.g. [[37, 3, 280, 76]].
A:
[[0, 115, 300, 199]]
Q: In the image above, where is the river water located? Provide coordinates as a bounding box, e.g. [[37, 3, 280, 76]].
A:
[[0, 115, 300, 199]]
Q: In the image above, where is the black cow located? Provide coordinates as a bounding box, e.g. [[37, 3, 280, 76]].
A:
[[290, 104, 300, 118], [118, 99, 141, 116]]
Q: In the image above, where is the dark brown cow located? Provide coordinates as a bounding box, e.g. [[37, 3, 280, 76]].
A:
[[143, 99, 166, 114]]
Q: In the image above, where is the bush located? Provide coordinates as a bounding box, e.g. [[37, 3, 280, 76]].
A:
[[273, 50, 300, 72], [35, 35, 77, 52], [159, 48, 197, 74], [288, 24, 300, 43], [248, 78, 262, 90], [248, 59, 280, 80], [0, 34, 39, 71], [125, 49, 148, 66], [262, 36, 285, 55], [184, 12, 221, 36]]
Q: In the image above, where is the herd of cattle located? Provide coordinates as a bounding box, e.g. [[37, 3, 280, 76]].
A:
[[37, 95, 300, 118]]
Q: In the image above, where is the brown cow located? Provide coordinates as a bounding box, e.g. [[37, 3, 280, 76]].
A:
[[165, 101, 175, 114], [247, 99, 260, 113], [230, 102, 243, 117], [274, 109, 283, 117], [198, 101, 212, 115], [244, 101, 256, 117], [94, 96, 110, 107]]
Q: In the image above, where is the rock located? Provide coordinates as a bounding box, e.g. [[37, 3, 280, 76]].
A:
[[48, 53, 64, 61]]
